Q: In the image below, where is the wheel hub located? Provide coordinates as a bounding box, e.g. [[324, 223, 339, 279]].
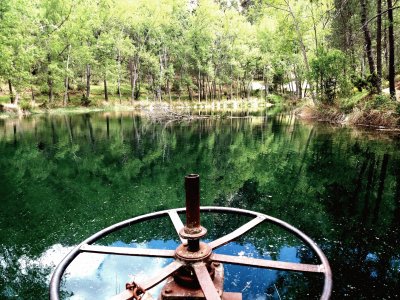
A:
[[175, 242, 212, 262]]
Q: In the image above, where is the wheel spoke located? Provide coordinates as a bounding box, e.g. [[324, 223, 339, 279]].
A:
[[80, 244, 175, 258], [208, 216, 265, 249], [168, 210, 187, 244], [141, 260, 183, 290], [109, 261, 182, 300], [193, 263, 221, 300], [212, 253, 324, 273]]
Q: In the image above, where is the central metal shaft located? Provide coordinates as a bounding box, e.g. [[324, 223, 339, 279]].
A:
[[181, 174, 207, 252], [185, 174, 200, 230]]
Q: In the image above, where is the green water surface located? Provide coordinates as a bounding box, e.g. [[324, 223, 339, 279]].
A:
[[0, 110, 399, 299]]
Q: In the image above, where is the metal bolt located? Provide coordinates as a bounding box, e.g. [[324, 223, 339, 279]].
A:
[[165, 288, 173, 294]]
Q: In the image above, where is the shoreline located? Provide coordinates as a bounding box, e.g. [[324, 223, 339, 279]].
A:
[[295, 104, 400, 132], [0, 98, 275, 119], [2, 97, 400, 133]]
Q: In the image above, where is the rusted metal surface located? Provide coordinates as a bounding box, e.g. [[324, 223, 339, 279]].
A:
[[168, 210, 187, 245], [175, 242, 211, 262], [192, 263, 222, 300], [211, 253, 324, 273], [125, 280, 145, 300], [185, 174, 201, 230], [160, 262, 224, 299], [50, 174, 332, 300], [80, 244, 175, 258], [208, 216, 265, 250], [182, 174, 207, 252]]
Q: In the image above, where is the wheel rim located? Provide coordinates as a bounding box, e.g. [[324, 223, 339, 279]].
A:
[[49, 206, 332, 300]]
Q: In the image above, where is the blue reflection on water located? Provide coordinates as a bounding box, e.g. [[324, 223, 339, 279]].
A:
[[65, 239, 303, 299]]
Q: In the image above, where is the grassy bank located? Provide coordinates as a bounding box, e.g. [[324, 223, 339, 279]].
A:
[[296, 90, 400, 129], [0, 87, 277, 119]]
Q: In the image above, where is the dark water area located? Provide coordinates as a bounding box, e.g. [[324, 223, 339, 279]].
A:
[[0, 110, 399, 299]]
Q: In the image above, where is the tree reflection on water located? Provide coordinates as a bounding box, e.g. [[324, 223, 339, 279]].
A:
[[0, 111, 399, 299]]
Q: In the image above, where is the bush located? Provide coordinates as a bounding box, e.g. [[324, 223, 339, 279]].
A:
[[339, 90, 369, 113], [365, 94, 392, 110], [267, 94, 283, 104], [310, 47, 349, 104], [19, 100, 32, 111], [351, 76, 368, 92], [80, 94, 91, 106], [77, 83, 85, 92]]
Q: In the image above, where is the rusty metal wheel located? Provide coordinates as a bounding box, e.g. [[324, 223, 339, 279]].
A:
[[49, 206, 332, 300]]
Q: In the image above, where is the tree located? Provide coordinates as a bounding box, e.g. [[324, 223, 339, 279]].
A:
[[387, 0, 396, 99], [0, 0, 40, 104]]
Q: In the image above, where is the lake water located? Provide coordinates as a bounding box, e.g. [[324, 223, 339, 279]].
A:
[[0, 109, 399, 299]]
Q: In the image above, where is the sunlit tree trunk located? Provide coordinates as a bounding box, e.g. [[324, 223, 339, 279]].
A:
[[8, 79, 14, 103], [31, 86, 35, 102], [197, 69, 201, 103], [86, 64, 91, 99], [376, 0, 382, 93], [130, 55, 139, 103]]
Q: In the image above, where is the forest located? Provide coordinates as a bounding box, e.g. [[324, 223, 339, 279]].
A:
[[0, 0, 399, 112]]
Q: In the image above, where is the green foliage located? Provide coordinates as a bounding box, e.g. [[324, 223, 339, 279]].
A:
[[0, 0, 397, 107], [365, 94, 394, 110], [267, 94, 284, 104], [339, 90, 369, 113], [19, 100, 32, 111], [351, 76, 368, 92], [310, 47, 349, 103], [80, 94, 91, 106]]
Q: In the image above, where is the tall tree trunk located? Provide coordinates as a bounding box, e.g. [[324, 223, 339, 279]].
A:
[[236, 79, 239, 100], [104, 77, 108, 101], [360, 0, 376, 75], [63, 44, 71, 106], [8, 79, 14, 103], [117, 49, 122, 102], [204, 76, 208, 102], [159, 53, 163, 102], [31, 86, 35, 102], [376, 0, 382, 93], [285, 1, 310, 72], [197, 69, 201, 103], [310, 2, 318, 50], [48, 77, 54, 102], [207, 78, 212, 100], [47, 55, 54, 102], [86, 64, 91, 99], [14, 91, 19, 105], [130, 55, 139, 103], [262, 66, 267, 101], [167, 79, 172, 102], [129, 58, 134, 100], [387, 0, 396, 99], [187, 84, 193, 101]]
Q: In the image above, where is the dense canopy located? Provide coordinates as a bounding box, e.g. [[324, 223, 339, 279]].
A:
[[0, 0, 398, 104]]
